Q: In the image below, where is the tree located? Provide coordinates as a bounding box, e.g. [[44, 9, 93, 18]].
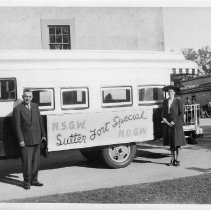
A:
[[197, 46, 211, 74], [181, 46, 211, 74], [181, 48, 198, 62]]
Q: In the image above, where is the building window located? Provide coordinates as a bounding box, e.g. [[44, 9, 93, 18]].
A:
[[61, 88, 89, 109], [25, 88, 54, 110], [49, 25, 71, 49], [186, 68, 189, 74], [192, 69, 195, 74], [179, 68, 183, 74], [0, 78, 16, 101], [138, 85, 164, 105], [172, 68, 176, 74], [101, 86, 132, 107], [41, 19, 75, 50]]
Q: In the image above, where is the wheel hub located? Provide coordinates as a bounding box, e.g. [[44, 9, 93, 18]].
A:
[[109, 144, 131, 162]]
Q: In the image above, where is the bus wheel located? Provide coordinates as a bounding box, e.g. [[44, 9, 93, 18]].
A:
[[80, 148, 102, 162], [101, 143, 136, 169]]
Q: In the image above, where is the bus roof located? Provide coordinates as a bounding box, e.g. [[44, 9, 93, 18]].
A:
[[0, 50, 198, 70]]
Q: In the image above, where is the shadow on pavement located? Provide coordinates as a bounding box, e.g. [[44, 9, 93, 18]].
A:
[[136, 144, 166, 150], [133, 159, 169, 166], [0, 156, 23, 188], [183, 140, 211, 150], [39, 150, 87, 170], [0, 148, 108, 188], [134, 149, 170, 166], [135, 149, 170, 159], [0, 149, 89, 188], [0, 174, 23, 188], [185, 167, 211, 173]]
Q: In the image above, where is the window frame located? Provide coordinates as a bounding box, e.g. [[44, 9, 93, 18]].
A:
[[41, 19, 76, 50], [186, 68, 189, 74], [172, 68, 176, 74], [138, 85, 164, 105], [60, 87, 89, 110], [48, 25, 71, 50], [0, 77, 17, 102], [24, 88, 55, 111], [101, 86, 133, 108]]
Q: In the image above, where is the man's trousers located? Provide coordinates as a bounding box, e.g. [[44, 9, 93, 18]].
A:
[[20, 144, 40, 183]]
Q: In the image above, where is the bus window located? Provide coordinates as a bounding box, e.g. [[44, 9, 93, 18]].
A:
[[26, 88, 54, 110], [101, 86, 132, 107], [61, 88, 89, 109], [0, 78, 16, 101], [138, 85, 164, 105]]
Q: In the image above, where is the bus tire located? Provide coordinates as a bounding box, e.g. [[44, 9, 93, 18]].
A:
[[80, 147, 102, 162], [101, 143, 136, 169]]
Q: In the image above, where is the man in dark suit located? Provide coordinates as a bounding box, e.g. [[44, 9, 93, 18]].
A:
[[12, 89, 46, 190]]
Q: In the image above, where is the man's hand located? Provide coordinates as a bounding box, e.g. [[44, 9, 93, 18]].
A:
[[19, 141, 25, 147]]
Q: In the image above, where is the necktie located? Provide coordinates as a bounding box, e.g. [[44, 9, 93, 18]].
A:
[[26, 104, 30, 110]]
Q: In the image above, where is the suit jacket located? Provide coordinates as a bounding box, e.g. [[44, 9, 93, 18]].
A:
[[12, 102, 46, 146]]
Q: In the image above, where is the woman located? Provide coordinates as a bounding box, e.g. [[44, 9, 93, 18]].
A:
[[161, 85, 185, 166]]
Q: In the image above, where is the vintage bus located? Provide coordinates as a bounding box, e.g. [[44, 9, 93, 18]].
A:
[[0, 50, 198, 168]]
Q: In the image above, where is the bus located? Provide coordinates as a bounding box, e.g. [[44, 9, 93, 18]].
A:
[[0, 50, 198, 168]]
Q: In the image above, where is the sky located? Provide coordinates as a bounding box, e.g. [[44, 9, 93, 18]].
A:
[[163, 7, 211, 52]]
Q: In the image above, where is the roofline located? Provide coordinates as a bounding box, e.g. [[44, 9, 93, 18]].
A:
[[0, 50, 198, 70], [0, 49, 188, 61]]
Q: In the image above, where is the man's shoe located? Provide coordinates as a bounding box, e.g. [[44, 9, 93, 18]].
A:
[[23, 182, 30, 190], [31, 181, 44, 187]]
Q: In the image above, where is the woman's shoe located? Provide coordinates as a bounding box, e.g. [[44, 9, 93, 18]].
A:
[[174, 160, 180, 166], [168, 160, 174, 166]]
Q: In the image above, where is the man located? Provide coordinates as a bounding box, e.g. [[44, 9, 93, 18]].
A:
[[192, 97, 196, 104], [184, 97, 192, 124], [185, 97, 191, 105], [12, 89, 46, 190]]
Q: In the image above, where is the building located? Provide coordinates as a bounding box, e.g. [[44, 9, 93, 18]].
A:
[[0, 7, 164, 51], [171, 65, 211, 110], [170, 67, 201, 87], [170, 64, 211, 110], [180, 75, 211, 108]]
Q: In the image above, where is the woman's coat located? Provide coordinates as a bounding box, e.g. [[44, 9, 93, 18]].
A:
[[162, 97, 185, 147]]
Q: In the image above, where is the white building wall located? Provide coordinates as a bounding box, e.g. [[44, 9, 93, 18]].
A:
[[0, 7, 164, 50]]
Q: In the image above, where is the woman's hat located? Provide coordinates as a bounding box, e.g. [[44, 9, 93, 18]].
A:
[[162, 85, 180, 92]]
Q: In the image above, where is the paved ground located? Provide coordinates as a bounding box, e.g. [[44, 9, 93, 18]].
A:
[[200, 118, 211, 127], [0, 119, 210, 202]]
